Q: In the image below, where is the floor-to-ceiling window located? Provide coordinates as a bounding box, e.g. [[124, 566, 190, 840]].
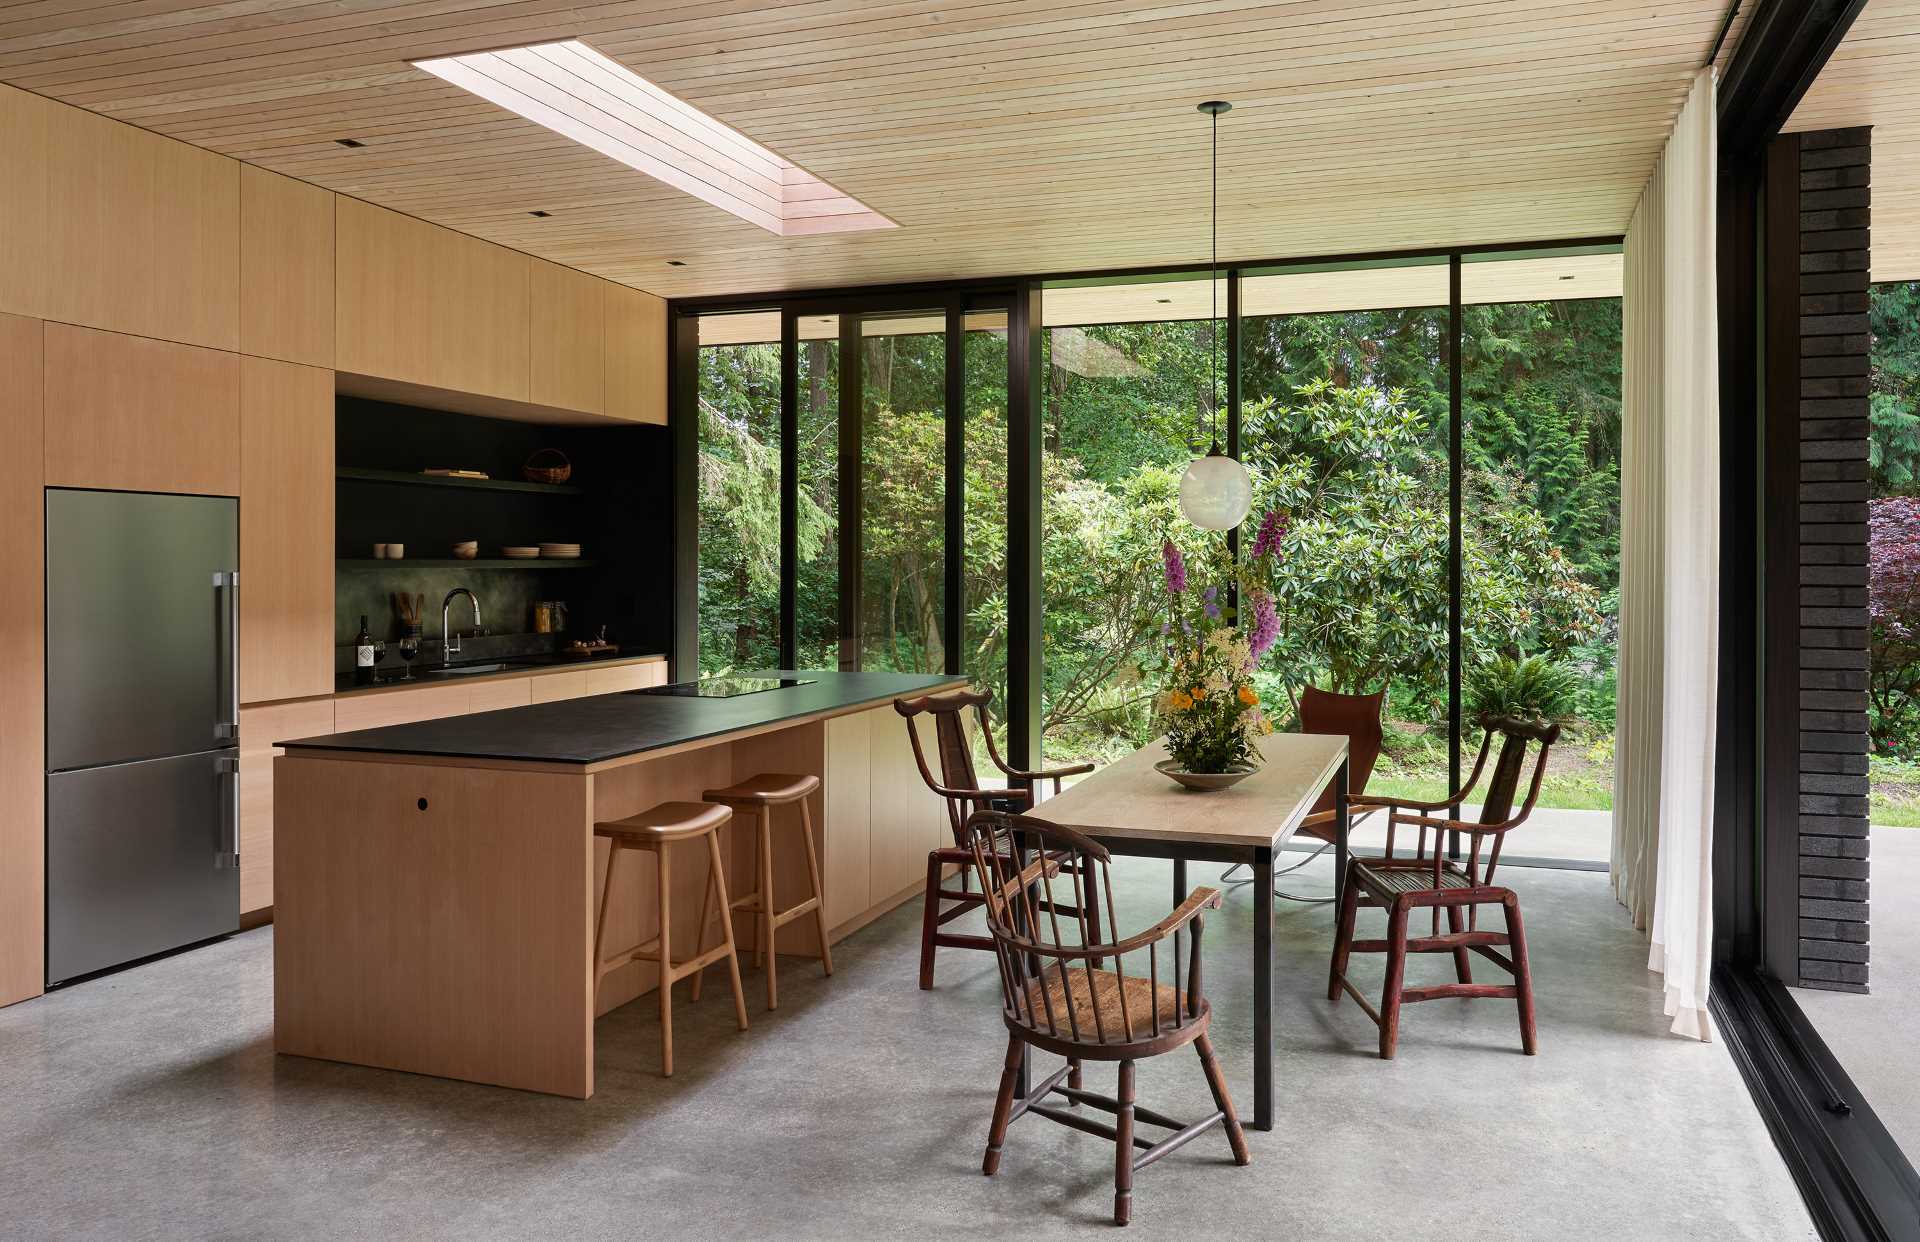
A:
[[695, 311, 782, 676], [858, 311, 948, 673], [1038, 274, 1226, 768], [1238, 259, 1452, 813], [1460, 249, 1624, 864], [963, 308, 1012, 750], [796, 312, 840, 669]]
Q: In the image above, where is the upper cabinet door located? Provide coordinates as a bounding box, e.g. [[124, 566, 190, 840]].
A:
[[531, 260, 605, 416], [240, 357, 334, 704], [335, 197, 530, 401], [241, 167, 334, 368], [43, 324, 241, 496], [604, 282, 667, 425]]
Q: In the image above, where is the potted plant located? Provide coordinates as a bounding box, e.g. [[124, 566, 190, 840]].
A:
[[1467, 653, 1577, 724], [1152, 511, 1288, 789]]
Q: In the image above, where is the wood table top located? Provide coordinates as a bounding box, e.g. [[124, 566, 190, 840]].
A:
[[1025, 733, 1349, 850]]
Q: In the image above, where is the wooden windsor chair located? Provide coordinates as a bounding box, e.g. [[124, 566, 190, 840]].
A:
[[1328, 714, 1558, 1059], [895, 688, 1092, 989], [967, 809, 1249, 1227]]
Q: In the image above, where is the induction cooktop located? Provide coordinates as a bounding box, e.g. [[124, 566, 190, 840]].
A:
[[628, 676, 816, 699]]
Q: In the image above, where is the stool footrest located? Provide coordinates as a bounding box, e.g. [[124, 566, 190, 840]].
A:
[[666, 940, 740, 985], [727, 889, 819, 931]]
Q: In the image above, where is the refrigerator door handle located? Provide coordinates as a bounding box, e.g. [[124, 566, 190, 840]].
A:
[[216, 754, 241, 869], [214, 571, 239, 742]]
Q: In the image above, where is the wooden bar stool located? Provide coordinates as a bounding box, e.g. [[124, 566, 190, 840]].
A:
[[593, 800, 749, 1077], [701, 773, 832, 1010]]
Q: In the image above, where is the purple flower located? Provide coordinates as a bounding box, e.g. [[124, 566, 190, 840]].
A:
[[1249, 509, 1289, 560], [1247, 594, 1279, 660], [1162, 539, 1187, 593]]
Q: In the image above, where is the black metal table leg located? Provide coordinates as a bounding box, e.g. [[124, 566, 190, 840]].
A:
[[1253, 846, 1273, 1131], [1334, 759, 1350, 898]]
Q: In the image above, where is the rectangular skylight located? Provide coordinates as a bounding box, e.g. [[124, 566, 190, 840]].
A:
[[412, 40, 895, 238]]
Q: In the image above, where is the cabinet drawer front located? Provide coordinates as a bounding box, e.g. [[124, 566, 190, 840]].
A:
[[583, 663, 653, 696], [332, 684, 471, 732], [469, 677, 533, 713], [528, 671, 588, 703]]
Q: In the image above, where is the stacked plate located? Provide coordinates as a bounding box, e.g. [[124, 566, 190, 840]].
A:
[[539, 542, 581, 560], [501, 546, 540, 559]]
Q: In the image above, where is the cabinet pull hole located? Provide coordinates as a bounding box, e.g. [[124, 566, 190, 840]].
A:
[[417, 798, 429, 811]]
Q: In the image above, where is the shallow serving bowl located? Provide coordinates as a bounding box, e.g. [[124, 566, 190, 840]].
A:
[[1153, 758, 1258, 791]]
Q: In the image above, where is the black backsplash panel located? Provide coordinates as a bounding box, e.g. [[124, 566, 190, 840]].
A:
[[334, 397, 674, 653]]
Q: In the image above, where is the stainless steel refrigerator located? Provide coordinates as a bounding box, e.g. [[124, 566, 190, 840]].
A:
[[45, 488, 241, 986]]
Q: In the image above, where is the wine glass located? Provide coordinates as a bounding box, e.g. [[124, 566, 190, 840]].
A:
[[397, 629, 420, 679]]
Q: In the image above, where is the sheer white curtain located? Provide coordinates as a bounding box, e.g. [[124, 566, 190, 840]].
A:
[[1612, 67, 1719, 1042]]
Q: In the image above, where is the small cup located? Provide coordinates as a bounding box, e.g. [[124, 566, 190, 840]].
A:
[[387, 543, 404, 560], [373, 543, 388, 559]]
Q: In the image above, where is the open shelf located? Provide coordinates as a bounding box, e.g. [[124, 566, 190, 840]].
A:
[[337, 466, 585, 496], [337, 558, 598, 570]]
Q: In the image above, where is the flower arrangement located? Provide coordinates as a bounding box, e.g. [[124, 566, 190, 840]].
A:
[[1153, 509, 1289, 776]]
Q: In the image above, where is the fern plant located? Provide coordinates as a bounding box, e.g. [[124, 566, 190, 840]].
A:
[[1468, 654, 1577, 724]]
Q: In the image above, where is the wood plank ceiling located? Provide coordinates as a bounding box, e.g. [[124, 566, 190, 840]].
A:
[[0, 1, 1738, 301], [1786, 0, 1920, 283]]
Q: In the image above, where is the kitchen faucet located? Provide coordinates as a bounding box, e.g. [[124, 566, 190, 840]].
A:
[[442, 588, 482, 665]]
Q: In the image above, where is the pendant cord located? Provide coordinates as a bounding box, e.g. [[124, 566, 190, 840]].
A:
[[1210, 106, 1219, 447]]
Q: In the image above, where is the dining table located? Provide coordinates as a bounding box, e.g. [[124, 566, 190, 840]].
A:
[[1023, 731, 1349, 1132]]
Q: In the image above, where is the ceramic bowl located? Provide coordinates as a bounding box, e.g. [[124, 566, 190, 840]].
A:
[[1154, 758, 1258, 791]]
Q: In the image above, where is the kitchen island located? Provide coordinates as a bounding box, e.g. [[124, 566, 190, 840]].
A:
[[273, 670, 964, 1097]]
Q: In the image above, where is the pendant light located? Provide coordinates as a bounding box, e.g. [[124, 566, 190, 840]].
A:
[[1178, 99, 1252, 532]]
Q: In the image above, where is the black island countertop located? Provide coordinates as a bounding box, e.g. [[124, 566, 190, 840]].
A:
[[280, 670, 966, 766]]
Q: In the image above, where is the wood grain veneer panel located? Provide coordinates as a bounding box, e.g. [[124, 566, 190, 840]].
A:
[[821, 709, 872, 930], [468, 677, 533, 713], [0, 86, 50, 325], [43, 323, 240, 495], [240, 166, 334, 367], [0, 313, 44, 1007], [529, 670, 588, 703], [530, 259, 604, 415], [335, 196, 529, 401], [41, 98, 238, 351], [330, 682, 471, 731], [237, 698, 334, 918], [240, 357, 333, 703], [273, 756, 594, 1096], [604, 282, 667, 425]]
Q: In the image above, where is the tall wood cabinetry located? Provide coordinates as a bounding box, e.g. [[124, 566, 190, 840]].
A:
[[0, 81, 670, 1006]]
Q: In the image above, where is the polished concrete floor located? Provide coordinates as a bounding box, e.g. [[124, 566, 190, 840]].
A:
[[1796, 826, 1920, 1163], [0, 854, 1811, 1240]]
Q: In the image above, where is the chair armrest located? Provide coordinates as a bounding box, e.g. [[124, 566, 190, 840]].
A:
[[1005, 762, 1096, 784], [993, 887, 1222, 961], [926, 782, 1029, 805], [1351, 792, 1459, 814]]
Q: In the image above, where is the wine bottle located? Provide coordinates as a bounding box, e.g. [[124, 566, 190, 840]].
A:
[[354, 615, 377, 685]]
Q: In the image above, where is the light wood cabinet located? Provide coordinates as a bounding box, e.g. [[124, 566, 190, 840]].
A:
[[0, 87, 50, 329], [604, 282, 667, 425], [531, 260, 604, 415], [529, 671, 589, 703], [238, 698, 334, 917], [241, 167, 334, 367], [0, 314, 44, 1008], [240, 358, 334, 703], [868, 710, 942, 902], [335, 197, 530, 401], [42, 96, 240, 352], [821, 710, 874, 930], [583, 662, 660, 696], [43, 323, 241, 496], [332, 683, 472, 732], [469, 677, 533, 713]]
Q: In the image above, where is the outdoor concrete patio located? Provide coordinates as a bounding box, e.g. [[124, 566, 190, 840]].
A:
[[0, 853, 1808, 1239]]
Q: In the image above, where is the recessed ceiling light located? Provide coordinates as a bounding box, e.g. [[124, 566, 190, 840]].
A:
[[666, 259, 687, 266], [1559, 274, 1576, 281], [334, 137, 365, 148], [1156, 298, 1172, 304], [412, 40, 896, 238], [528, 209, 552, 218]]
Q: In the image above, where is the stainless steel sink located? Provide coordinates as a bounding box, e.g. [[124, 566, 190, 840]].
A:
[[409, 662, 510, 679]]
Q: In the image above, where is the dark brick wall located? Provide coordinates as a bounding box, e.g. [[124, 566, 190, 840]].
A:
[[1795, 127, 1872, 992]]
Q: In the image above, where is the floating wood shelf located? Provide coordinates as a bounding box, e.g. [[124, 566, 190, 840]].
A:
[[337, 466, 585, 496], [337, 558, 598, 570]]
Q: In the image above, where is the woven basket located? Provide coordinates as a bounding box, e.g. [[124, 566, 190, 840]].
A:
[[522, 448, 572, 485]]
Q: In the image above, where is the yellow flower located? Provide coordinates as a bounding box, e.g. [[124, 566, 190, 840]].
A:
[[1238, 685, 1258, 707], [1166, 690, 1192, 712], [1190, 686, 1207, 701]]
